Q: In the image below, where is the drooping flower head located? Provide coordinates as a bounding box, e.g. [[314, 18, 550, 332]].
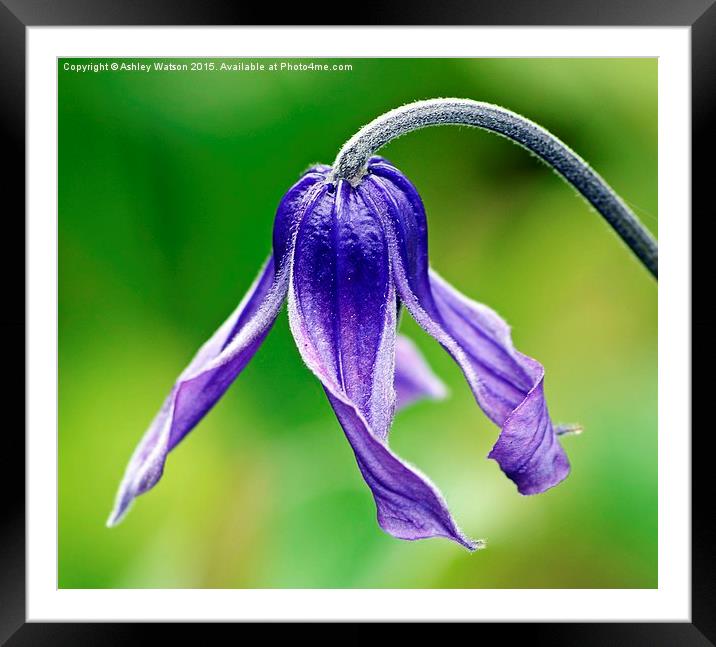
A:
[[108, 156, 570, 550]]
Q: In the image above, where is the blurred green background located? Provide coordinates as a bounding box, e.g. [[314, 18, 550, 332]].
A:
[[59, 58, 657, 589]]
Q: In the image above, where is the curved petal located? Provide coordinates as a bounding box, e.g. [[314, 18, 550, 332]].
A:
[[272, 167, 330, 268], [326, 391, 479, 549], [429, 272, 570, 495], [360, 172, 569, 496], [287, 179, 478, 550], [394, 334, 447, 411], [107, 255, 286, 526]]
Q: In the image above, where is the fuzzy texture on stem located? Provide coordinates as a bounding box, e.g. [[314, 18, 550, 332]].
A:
[[331, 98, 658, 278]]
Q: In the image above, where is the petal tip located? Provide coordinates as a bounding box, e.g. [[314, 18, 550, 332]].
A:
[[106, 488, 135, 528], [458, 535, 486, 552], [470, 538, 487, 552], [423, 370, 449, 402], [105, 507, 124, 528], [556, 423, 583, 437], [432, 380, 449, 401]]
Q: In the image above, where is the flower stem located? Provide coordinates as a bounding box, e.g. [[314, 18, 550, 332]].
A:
[[331, 99, 658, 278]]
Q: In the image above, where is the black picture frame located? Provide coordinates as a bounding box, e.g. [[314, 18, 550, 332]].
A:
[[2, 1, 708, 643]]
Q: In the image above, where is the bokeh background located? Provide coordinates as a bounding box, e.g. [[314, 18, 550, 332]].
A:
[[59, 58, 657, 588]]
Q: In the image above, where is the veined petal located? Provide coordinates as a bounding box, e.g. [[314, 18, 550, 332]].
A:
[[287, 179, 478, 550], [107, 255, 286, 526], [109, 174, 331, 527], [289, 180, 395, 436], [429, 272, 570, 495], [394, 334, 447, 411], [360, 172, 569, 496], [272, 168, 329, 269], [325, 391, 478, 549]]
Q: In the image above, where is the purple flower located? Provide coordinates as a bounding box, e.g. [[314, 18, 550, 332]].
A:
[[108, 156, 570, 550]]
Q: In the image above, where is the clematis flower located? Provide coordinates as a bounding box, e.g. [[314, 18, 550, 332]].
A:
[[108, 156, 570, 550]]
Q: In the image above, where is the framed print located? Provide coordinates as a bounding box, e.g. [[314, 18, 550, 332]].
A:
[[2, 0, 710, 642]]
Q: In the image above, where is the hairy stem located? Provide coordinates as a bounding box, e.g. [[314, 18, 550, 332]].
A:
[[331, 98, 657, 278]]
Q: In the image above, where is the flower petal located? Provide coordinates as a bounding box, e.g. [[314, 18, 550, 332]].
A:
[[272, 167, 330, 268], [429, 271, 570, 495], [360, 171, 569, 496], [325, 391, 479, 549], [287, 179, 478, 550], [288, 180, 395, 436], [107, 255, 286, 526], [394, 334, 447, 411]]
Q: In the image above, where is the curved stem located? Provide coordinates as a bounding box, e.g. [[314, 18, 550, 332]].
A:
[[331, 98, 657, 278]]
